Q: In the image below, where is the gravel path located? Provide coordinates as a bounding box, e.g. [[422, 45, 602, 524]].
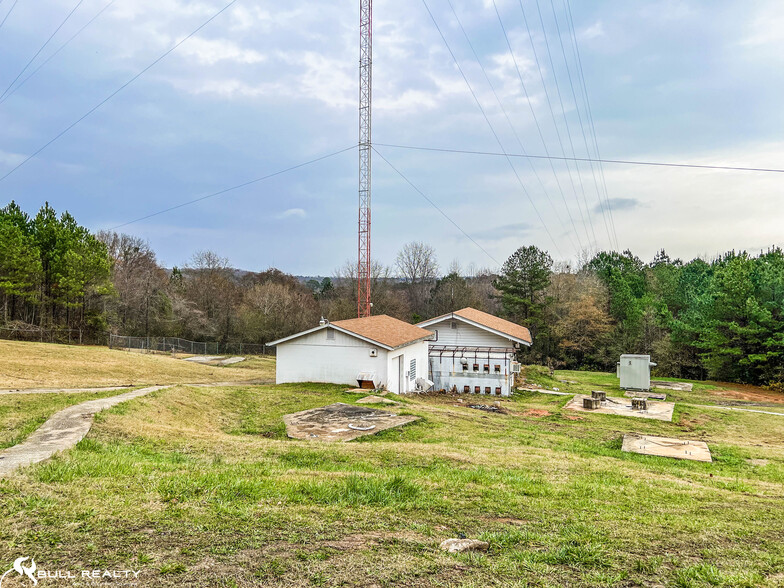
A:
[[0, 386, 168, 477]]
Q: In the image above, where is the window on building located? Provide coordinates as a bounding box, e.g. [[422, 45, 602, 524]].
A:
[[494, 364, 501, 373], [485, 387, 491, 394], [473, 363, 479, 372], [462, 362, 468, 371], [495, 387, 502, 395], [409, 358, 416, 381], [463, 385, 470, 393], [326, 330, 335, 341], [483, 364, 490, 373], [474, 386, 480, 393]]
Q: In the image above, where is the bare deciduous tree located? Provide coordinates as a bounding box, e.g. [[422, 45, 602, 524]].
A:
[[395, 241, 438, 317]]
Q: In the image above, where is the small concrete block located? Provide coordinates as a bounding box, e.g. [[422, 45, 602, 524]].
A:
[[631, 398, 648, 411], [439, 538, 490, 553], [591, 391, 607, 401], [583, 397, 601, 409]]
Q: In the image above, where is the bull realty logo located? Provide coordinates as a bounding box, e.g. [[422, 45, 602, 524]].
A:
[[1, 556, 142, 586]]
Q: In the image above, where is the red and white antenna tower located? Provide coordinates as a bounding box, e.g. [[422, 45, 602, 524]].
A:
[[357, 0, 372, 318]]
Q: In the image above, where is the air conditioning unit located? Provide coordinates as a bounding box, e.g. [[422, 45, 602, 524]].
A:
[[369, 348, 378, 357], [510, 361, 521, 374]]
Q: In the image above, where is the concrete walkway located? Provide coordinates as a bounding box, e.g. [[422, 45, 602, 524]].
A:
[[0, 386, 168, 477]]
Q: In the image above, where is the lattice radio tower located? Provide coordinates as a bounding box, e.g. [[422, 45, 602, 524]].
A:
[[357, 0, 372, 318]]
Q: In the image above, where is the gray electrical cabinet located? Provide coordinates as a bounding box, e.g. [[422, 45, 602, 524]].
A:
[[616, 354, 657, 391]]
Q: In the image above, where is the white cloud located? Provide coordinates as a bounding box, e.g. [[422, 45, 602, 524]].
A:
[[276, 208, 306, 219], [177, 37, 266, 65]]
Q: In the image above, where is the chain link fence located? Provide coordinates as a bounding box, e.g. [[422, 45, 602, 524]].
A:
[[0, 326, 99, 345], [108, 334, 272, 356]]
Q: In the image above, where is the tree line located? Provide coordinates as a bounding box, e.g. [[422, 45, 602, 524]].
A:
[[1, 202, 781, 387]]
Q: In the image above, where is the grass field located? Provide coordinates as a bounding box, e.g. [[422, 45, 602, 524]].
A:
[[0, 358, 783, 587], [0, 340, 275, 389]]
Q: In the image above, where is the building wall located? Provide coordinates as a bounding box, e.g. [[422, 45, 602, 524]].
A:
[[275, 327, 388, 387], [429, 349, 515, 396], [386, 339, 429, 394], [275, 327, 429, 393], [427, 318, 518, 348]]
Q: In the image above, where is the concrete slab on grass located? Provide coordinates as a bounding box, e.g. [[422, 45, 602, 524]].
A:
[[622, 433, 711, 462], [651, 380, 693, 392], [624, 390, 668, 401], [565, 394, 674, 421], [283, 402, 417, 442]]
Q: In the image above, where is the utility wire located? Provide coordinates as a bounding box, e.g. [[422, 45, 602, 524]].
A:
[[374, 142, 784, 174], [532, 0, 597, 249], [0, 0, 240, 184], [564, 0, 620, 249], [0, 0, 19, 32], [420, 0, 565, 257], [491, 0, 583, 254], [445, 0, 570, 254], [109, 146, 355, 230], [518, 0, 591, 250], [374, 147, 501, 267], [0, 0, 117, 105], [0, 0, 85, 102], [547, 0, 613, 249]]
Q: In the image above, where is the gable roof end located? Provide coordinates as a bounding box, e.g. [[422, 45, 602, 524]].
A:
[[417, 307, 533, 346]]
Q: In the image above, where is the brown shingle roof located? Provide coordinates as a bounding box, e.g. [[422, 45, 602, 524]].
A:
[[332, 315, 433, 349], [418, 307, 532, 344]]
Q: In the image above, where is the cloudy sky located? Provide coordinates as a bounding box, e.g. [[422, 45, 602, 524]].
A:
[[1, 0, 782, 274]]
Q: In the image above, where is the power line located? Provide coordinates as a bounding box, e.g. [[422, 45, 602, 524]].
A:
[[374, 142, 784, 174], [373, 147, 501, 267], [564, 0, 620, 249], [0, 0, 85, 102], [108, 146, 355, 230], [0, 0, 19, 32], [531, 0, 597, 248], [0, 0, 118, 105], [420, 0, 565, 257], [491, 0, 584, 254], [518, 0, 592, 250], [0, 0, 240, 185], [445, 0, 572, 255]]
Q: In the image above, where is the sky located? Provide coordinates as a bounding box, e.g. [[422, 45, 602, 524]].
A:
[[0, 0, 782, 275]]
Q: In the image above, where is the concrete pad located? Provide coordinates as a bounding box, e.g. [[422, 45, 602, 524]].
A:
[[565, 394, 674, 421], [355, 395, 396, 405], [624, 390, 667, 401], [518, 386, 571, 396], [622, 433, 711, 462], [0, 386, 168, 477], [651, 380, 693, 392], [219, 356, 245, 365], [182, 356, 223, 363], [283, 403, 418, 442]]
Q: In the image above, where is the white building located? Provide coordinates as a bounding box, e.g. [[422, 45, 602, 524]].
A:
[[416, 308, 533, 397], [267, 315, 434, 394]]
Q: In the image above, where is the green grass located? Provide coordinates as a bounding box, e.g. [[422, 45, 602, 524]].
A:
[[0, 370, 783, 586], [0, 390, 132, 448]]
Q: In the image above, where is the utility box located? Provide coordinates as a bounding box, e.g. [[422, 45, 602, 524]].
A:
[[616, 355, 657, 391]]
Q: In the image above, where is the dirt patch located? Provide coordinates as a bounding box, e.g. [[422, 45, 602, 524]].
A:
[[622, 433, 712, 462], [562, 414, 584, 421], [522, 409, 551, 418], [706, 384, 784, 405]]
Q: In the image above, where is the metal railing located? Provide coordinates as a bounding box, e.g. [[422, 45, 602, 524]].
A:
[[108, 334, 271, 356]]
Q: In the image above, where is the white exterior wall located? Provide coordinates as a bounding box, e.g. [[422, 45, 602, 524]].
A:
[[275, 328, 388, 387], [274, 327, 429, 393], [385, 339, 429, 394], [427, 318, 518, 348]]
